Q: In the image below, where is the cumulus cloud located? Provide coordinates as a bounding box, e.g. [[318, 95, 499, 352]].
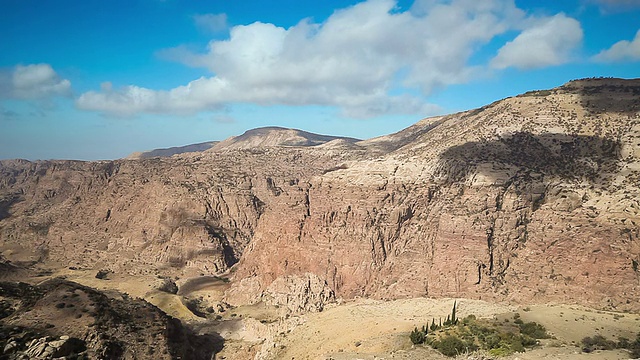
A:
[[7, 64, 72, 99], [193, 13, 228, 33], [491, 14, 583, 69], [593, 29, 640, 62], [77, 0, 576, 118]]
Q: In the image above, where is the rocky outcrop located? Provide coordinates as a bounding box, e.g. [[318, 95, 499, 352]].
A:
[[1, 78, 639, 313], [4, 335, 86, 360], [225, 273, 335, 314], [154, 277, 179, 294], [0, 279, 221, 359], [263, 273, 335, 313]]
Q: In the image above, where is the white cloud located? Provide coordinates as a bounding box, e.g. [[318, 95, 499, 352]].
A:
[[10, 64, 71, 99], [491, 14, 583, 69], [593, 29, 640, 62], [77, 0, 576, 118], [193, 13, 228, 33]]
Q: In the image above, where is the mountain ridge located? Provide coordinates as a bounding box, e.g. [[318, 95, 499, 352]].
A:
[[0, 78, 639, 315], [125, 126, 362, 160]]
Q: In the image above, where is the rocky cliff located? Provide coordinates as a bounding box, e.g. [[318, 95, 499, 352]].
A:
[[0, 278, 220, 359], [1, 78, 639, 312]]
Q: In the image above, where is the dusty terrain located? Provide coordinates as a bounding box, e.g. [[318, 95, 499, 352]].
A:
[[8, 267, 635, 360], [262, 299, 639, 360]]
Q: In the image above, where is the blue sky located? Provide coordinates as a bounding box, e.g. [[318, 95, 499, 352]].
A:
[[1, 0, 639, 160]]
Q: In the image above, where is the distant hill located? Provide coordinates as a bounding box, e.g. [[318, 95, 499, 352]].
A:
[[125, 127, 361, 159], [209, 126, 361, 152], [126, 141, 218, 159]]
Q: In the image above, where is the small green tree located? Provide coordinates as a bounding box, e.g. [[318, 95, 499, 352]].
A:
[[430, 318, 438, 331], [410, 327, 426, 344], [451, 300, 457, 324]]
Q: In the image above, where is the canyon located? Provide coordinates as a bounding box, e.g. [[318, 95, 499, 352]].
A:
[[1, 78, 639, 359]]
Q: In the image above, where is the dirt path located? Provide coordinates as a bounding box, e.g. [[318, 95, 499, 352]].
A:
[[177, 275, 230, 296]]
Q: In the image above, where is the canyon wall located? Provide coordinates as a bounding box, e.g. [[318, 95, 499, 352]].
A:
[[1, 78, 639, 311]]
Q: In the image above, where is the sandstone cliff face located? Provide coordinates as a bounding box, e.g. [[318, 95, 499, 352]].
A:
[[227, 79, 640, 311], [0, 148, 358, 280], [1, 78, 639, 312]]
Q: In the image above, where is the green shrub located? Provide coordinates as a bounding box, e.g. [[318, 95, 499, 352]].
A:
[[434, 335, 474, 357], [519, 334, 538, 347], [582, 335, 616, 353], [506, 336, 525, 353], [617, 337, 630, 349], [488, 347, 512, 356], [412, 310, 548, 357], [519, 322, 549, 339], [483, 334, 501, 350]]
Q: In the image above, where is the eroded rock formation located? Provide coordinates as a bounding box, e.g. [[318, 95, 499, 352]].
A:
[[1, 78, 639, 312]]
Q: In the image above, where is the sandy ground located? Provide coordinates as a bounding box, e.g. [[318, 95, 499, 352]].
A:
[[21, 269, 640, 360], [270, 298, 513, 359], [47, 268, 203, 321], [258, 298, 640, 360]]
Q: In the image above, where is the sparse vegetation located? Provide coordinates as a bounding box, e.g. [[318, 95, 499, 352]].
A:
[[581, 334, 616, 352], [409, 302, 549, 357], [520, 90, 552, 97], [581, 332, 640, 358], [95, 270, 110, 280], [410, 326, 426, 344], [518, 320, 549, 339], [431, 334, 477, 357]]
